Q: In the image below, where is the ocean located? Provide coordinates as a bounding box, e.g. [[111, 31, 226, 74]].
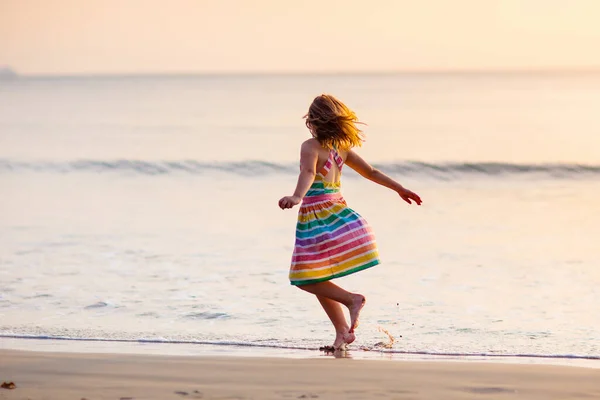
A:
[[1, 73, 599, 365]]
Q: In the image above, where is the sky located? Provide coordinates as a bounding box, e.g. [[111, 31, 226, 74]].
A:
[[1, 0, 600, 75]]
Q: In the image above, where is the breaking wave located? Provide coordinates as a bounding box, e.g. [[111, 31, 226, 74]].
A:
[[1, 159, 599, 180]]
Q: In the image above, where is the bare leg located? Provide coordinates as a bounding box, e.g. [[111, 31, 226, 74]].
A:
[[316, 295, 355, 349], [299, 281, 366, 333]]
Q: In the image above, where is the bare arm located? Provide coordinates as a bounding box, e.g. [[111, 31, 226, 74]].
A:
[[345, 150, 422, 205], [278, 140, 319, 209]]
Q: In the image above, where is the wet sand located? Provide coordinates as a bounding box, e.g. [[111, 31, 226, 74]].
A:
[[1, 349, 599, 399]]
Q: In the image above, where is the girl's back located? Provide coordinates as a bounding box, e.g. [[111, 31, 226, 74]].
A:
[[305, 138, 346, 184]]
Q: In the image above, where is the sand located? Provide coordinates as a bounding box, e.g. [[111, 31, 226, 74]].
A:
[[1, 349, 599, 400]]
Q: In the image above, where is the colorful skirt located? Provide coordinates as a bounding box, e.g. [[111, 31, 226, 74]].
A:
[[289, 192, 380, 286]]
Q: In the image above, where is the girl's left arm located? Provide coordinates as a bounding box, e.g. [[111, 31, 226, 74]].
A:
[[278, 140, 318, 209], [346, 149, 422, 205]]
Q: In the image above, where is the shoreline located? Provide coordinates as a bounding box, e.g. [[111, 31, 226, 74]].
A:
[[1, 349, 599, 400], [1, 337, 599, 370]]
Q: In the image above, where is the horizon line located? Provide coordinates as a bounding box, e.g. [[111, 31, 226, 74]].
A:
[[3, 66, 600, 79]]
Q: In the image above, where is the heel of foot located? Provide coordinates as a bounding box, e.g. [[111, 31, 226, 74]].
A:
[[343, 332, 356, 345], [349, 294, 366, 333]]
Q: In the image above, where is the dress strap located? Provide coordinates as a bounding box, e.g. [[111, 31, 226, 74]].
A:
[[317, 149, 344, 176], [317, 150, 334, 177], [331, 149, 344, 171]]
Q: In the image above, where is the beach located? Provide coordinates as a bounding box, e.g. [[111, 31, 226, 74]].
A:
[[3, 1, 600, 397], [2, 74, 599, 360], [1, 349, 599, 400], [1, 73, 599, 396]]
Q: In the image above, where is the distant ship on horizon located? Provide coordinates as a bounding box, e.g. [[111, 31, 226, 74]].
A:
[[0, 66, 18, 78]]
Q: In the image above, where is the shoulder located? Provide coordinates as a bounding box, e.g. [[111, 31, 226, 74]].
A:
[[298, 138, 320, 165], [344, 148, 364, 166], [301, 138, 321, 150], [300, 138, 322, 154], [336, 146, 354, 162], [338, 147, 351, 158]]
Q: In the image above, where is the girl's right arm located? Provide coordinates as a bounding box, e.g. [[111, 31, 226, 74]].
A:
[[346, 150, 422, 205], [278, 139, 319, 209]]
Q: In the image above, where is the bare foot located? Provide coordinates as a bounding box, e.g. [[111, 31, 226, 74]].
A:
[[332, 333, 346, 350], [348, 294, 365, 333], [343, 331, 355, 345], [333, 330, 355, 350]]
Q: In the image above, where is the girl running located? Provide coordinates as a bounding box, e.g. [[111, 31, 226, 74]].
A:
[[279, 94, 422, 350]]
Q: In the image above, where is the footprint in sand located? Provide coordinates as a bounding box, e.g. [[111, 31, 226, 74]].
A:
[[276, 390, 319, 399], [175, 390, 204, 398], [462, 387, 517, 394]]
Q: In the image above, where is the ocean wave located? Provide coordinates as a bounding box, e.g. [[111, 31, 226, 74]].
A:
[[1, 333, 598, 361], [0, 159, 294, 176], [1, 159, 599, 179]]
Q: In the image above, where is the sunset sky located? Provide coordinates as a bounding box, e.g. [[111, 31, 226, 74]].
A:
[[1, 0, 600, 75]]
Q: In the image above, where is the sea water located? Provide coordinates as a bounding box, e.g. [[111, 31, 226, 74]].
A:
[[1, 73, 599, 363]]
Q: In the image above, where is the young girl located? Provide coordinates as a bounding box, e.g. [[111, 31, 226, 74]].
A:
[[279, 94, 422, 350]]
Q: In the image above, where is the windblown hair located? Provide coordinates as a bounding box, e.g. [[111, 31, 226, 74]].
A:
[[304, 94, 364, 150]]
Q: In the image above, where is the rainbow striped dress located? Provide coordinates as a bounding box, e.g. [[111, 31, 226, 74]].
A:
[[289, 149, 380, 286]]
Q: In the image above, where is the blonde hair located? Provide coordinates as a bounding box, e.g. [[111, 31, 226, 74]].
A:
[[304, 94, 364, 150]]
